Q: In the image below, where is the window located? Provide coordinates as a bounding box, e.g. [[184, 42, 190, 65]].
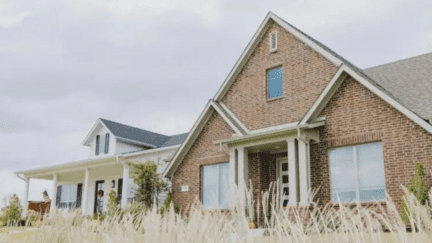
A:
[[267, 67, 283, 99], [95, 135, 100, 155], [329, 142, 386, 203], [104, 133, 110, 154], [202, 163, 229, 209], [270, 31, 277, 52], [59, 184, 78, 208]]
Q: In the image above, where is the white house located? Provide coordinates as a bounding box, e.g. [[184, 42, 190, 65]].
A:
[[14, 118, 188, 216]]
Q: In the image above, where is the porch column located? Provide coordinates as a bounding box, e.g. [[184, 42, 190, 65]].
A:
[[287, 138, 299, 205], [81, 168, 91, 215], [22, 177, 30, 217], [298, 139, 311, 205], [228, 147, 237, 203], [50, 173, 58, 213], [121, 164, 130, 210], [237, 146, 248, 207]]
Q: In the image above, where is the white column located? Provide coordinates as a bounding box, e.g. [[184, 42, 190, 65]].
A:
[[228, 147, 237, 203], [81, 168, 91, 215], [22, 178, 30, 217], [121, 164, 130, 210], [50, 173, 58, 213], [237, 147, 248, 207], [298, 139, 311, 205], [287, 138, 299, 205]]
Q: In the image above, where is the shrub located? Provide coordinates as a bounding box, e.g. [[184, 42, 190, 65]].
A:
[[1, 194, 22, 226], [401, 163, 429, 223], [107, 190, 120, 217], [159, 191, 180, 216], [128, 160, 167, 209]]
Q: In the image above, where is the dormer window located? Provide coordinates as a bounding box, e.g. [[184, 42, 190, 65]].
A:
[[270, 31, 277, 52], [95, 133, 110, 156], [95, 135, 100, 155], [104, 133, 110, 154]]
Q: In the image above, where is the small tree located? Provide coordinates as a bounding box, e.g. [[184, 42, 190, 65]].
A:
[[1, 194, 22, 226], [401, 163, 429, 223], [128, 161, 167, 209], [107, 190, 120, 217]]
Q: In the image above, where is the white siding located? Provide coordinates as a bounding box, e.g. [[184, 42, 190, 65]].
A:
[[88, 125, 116, 159], [115, 141, 146, 155]]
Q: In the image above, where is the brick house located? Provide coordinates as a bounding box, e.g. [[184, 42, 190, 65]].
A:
[[163, 12, 432, 214]]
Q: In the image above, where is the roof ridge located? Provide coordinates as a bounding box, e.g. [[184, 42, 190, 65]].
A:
[[364, 52, 432, 71]]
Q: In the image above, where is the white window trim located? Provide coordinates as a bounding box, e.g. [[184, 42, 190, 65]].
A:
[[270, 31, 277, 53], [267, 66, 284, 100], [201, 163, 229, 210], [329, 142, 386, 203]]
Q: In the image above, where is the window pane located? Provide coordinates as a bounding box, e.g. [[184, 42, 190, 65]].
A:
[[329, 147, 356, 202], [202, 165, 219, 209], [60, 185, 77, 203], [357, 143, 386, 201], [99, 135, 105, 155], [219, 164, 229, 208], [268, 67, 283, 99]]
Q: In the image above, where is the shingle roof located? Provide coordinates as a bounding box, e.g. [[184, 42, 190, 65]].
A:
[[100, 118, 188, 148], [160, 133, 189, 147], [363, 53, 432, 119]]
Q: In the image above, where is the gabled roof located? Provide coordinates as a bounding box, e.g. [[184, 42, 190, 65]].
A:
[[82, 118, 188, 149], [164, 11, 432, 178]]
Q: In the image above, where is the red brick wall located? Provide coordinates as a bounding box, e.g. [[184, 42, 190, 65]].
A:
[[311, 77, 432, 210], [221, 21, 337, 130], [172, 111, 233, 212]]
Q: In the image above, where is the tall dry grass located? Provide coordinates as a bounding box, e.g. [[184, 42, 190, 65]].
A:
[[2, 183, 432, 243]]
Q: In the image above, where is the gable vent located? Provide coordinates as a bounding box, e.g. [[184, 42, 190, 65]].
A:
[[270, 31, 277, 52]]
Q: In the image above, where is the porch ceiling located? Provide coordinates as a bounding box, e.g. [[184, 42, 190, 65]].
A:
[[15, 156, 118, 180], [247, 141, 287, 154]]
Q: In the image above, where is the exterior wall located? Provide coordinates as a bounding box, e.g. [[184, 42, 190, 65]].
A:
[[115, 141, 146, 155], [172, 111, 233, 212], [311, 77, 432, 210], [221, 21, 337, 131], [88, 125, 116, 159]]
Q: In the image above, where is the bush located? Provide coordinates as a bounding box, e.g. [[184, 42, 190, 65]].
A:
[[107, 190, 120, 217], [401, 163, 429, 223], [1, 194, 22, 226], [159, 191, 180, 216]]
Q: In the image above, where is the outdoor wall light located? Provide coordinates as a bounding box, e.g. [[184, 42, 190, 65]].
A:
[[111, 180, 115, 188]]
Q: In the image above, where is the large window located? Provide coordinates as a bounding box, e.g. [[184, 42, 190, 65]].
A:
[[202, 163, 229, 209], [267, 67, 283, 99], [59, 184, 78, 208], [329, 142, 386, 203]]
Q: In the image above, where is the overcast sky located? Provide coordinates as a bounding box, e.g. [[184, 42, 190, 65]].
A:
[[1, 0, 432, 206]]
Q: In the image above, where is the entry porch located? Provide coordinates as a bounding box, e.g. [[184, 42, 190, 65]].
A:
[[15, 156, 134, 216]]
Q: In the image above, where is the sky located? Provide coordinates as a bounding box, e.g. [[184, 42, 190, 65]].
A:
[[1, 0, 432, 207]]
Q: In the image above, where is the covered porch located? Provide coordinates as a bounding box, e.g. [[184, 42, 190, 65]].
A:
[[215, 121, 323, 209], [15, 156, 134, 216]]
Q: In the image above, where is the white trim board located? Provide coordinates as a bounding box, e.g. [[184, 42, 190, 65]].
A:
[[300, 64, 432, 134], [213, 12, 343, 102]]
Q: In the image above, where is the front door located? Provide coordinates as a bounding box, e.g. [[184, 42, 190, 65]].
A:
[[94, 180, 105, 214], [278, 158, 289, 207]]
